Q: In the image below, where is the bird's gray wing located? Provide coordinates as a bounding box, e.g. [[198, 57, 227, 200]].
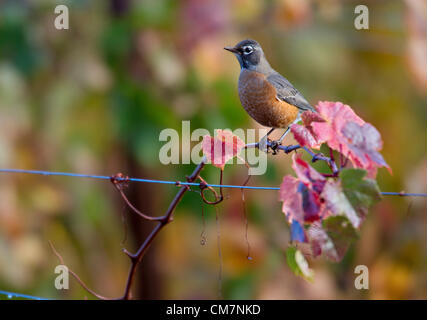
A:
[[267, 72, 316, 112]]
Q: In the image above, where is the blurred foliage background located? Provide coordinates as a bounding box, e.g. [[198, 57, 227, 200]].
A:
[[0, 0, 426, 299]]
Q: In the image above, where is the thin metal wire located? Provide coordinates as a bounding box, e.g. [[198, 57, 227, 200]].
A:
[[0, 166, 425, 301], [0, 289, 49, 300], [380, 192, 427, 197], [0, 168, 426, 197]]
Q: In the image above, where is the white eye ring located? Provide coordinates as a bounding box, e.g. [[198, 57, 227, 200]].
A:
[[242, 46, 254, 55]]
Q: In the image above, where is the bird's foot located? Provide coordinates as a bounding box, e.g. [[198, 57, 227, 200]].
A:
[[268, 139, 281, 155], [258, 136, 283, 155]]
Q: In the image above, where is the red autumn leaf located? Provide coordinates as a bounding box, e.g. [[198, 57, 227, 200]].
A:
[[292, 155, 326, 194], [279, 155, 326, 224], [298, 182, 323, 223], [341, 122, 391, 178], [279, 175, 305, 223], [291, 101, 390, 178], [320, 179, 361, 229], [311, 102, 390, 177], [301, 110, 325, 126], [290, 110, 324, 148], [311, 101, 365, 150], [291, 124, 319, 149], [306, 221, 334, 259], [202, 129, 245, 169], [291, 101, 364, 149]]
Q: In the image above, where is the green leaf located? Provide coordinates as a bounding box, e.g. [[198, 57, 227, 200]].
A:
[[285, 246, 314, 282], [307, 216, 358, 262], [340, 168, 381, 218], [323, 215, 358, 240], [322, 216, 358, 260], [308, 169, 380, 262]]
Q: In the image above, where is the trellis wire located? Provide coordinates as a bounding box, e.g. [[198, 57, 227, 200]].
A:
[[0, 167, 426, 300], [0, 289, 48, 300], [0, 169, 426, 197]]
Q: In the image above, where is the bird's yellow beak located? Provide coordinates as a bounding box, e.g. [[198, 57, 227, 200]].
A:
[[224, 46, 240, 54]]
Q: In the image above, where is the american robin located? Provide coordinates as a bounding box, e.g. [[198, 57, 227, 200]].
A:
[[224, 39, 315, 152]]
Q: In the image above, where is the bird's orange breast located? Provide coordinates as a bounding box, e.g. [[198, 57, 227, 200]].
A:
[[238, 69, 299, 128]]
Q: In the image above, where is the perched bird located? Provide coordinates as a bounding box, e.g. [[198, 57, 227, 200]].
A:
[[224, 39, 315, 151]]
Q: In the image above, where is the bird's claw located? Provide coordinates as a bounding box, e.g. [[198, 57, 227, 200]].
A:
[[268, 139, 281, 155], [258, 137, 282, 155]]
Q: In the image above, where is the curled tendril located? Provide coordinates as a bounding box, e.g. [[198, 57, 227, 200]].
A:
[[198, 170, 224, 205]]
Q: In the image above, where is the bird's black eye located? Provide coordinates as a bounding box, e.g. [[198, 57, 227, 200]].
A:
[[242, 46, 253, 55]]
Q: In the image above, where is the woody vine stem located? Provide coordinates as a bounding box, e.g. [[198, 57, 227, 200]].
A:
[[50, 142, 350, 300]]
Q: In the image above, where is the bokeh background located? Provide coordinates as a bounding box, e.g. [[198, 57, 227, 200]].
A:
[[0, 0, 426, 299]]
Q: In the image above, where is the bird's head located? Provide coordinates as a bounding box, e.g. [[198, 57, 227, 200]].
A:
[[224, 39, 270, 71]]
